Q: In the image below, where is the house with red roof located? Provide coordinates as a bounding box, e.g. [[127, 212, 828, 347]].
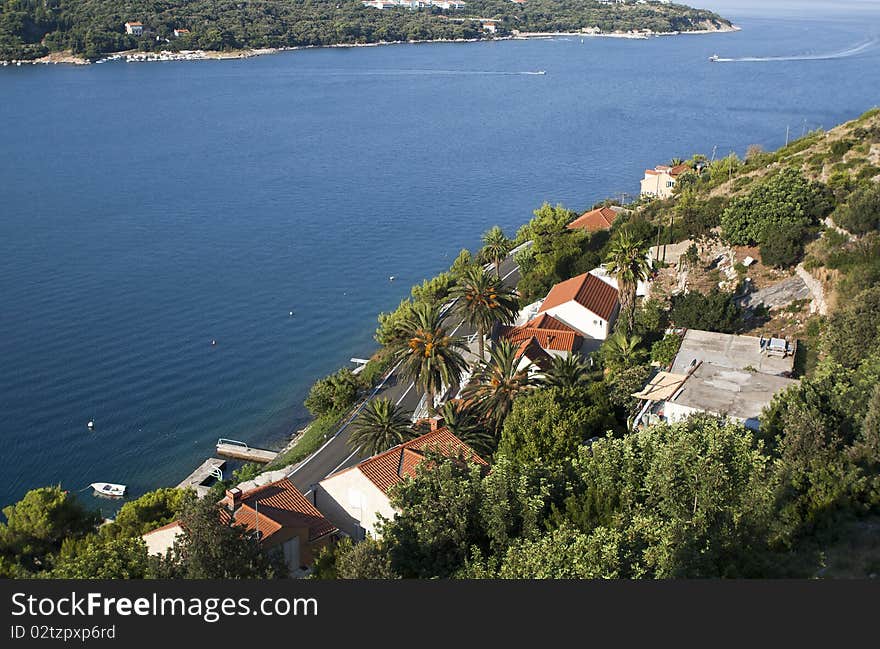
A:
[[314, 426, 487, 538], [142, 478, 338, 576], [535, 271, 620, 342], [640, 163, 691, 199], [567, 205, 626, 233], [498, 312, 584, 357]]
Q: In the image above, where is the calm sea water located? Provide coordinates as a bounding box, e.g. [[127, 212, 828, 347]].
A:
[[1, 1, 879, 512]]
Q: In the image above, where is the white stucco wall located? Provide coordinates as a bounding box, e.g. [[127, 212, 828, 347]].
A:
[[316, 469, 397, 538], [662, 401, 759, 431], [142, 523, 183, 556], [543, 302, 611, 341]]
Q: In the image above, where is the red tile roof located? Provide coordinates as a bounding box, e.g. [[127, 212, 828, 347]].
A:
[[567, 206, 620, 232], [538, 272, 619, 321], [515, 336, 555, 371], [669, 163, 691, 176], [355, 428, 487, 495], [499, 313, 582, 352], [221, 478, 337, 543]]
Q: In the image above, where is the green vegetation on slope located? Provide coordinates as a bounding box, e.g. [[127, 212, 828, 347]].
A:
[[0, 0, 731, 60]]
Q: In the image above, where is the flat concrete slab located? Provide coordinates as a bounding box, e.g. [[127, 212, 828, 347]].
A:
[[671, 329, 795, 376], [671, 363, 798, 422]]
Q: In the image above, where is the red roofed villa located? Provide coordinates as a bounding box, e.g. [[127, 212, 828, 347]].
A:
[[536, 271, 619, 342], [499, 312, 583, 356], [640, 163, 691, 199], [314, 426, 487, 538], [567, 205, 626, 233], [141, 478, 338, 576]]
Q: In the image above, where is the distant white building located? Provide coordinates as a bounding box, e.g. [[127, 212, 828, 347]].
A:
[[640, 163, 691, 199], [125, 22, 144, 36], [173, 28, 190, 38], [481, 20, 498, 33]]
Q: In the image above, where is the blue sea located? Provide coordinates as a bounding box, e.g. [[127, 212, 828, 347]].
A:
[[1, 0, 879, 512]]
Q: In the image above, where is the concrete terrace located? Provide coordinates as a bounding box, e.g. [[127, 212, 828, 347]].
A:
[[670, 329, 796, 377]]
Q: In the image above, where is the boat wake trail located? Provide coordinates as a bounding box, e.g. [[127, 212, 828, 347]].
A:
[[293, 68, 546, 76], [714, 38, 879, 63]]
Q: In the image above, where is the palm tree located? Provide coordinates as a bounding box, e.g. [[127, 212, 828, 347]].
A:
[[543, 352, 594, 390], [451, 265, 520, 361], [460, 338, 539, 434], [480, 226, 512, 278], [348, 398, 415, 457], [603, 230, 652, 334], [392, 302, 467, 416], [601, 330, 645, 372], [437, 400, 496, 458]]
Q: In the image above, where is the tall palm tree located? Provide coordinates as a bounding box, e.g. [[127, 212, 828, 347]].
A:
[[451, 265, 519, 361], [460, 338, 539, 434], [437, 400, 496, 458], [348, 398, 415, 457], [543, 352, 594, 390], [603, 230, 652, 334], [392, 302, 467, 416], [480, 226, 512, 278]]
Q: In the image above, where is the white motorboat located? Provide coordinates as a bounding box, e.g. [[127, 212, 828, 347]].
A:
[[709, 54, 720, 62], [90, 482, 126, 497]]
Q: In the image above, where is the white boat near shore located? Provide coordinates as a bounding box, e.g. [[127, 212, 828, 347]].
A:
[[90, 482, 126, 497]]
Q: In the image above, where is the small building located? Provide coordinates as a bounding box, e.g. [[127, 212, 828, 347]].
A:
[[481, 20, 498, 33], [632, 362, 797, 431], [173, 28, 190, 38], [141, 520, 183, 557], [567, 205, 626, 233], [640, 163, 691, 199], [314, 427, 486, 539], [499, 313, 584, 357], [142, 478, 338, 576], [670, 329, 796, 377], [535, 272, 620, 342], [514, 336, 555, 374], [125, 22, 144, 36], [632, 329, 799, 431]]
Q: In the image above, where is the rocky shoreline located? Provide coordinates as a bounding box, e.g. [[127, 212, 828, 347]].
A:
[[1, 24, 739, 67]]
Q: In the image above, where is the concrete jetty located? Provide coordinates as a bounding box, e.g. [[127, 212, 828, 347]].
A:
[[177, 457, 226, 497], [216, 438, 278, 464]]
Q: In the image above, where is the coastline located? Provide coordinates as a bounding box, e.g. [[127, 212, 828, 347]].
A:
[[0, 24, 740, 67]]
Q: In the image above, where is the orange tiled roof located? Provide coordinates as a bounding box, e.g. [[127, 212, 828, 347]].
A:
[[567, 206, 620, 232], [669, 163, 691, 176], [356, 428, 487, 495], [499, 313, 582, 352], [538, 272, 619, 321], [515, 336, 555, 371], [222, 478, 337, 543]]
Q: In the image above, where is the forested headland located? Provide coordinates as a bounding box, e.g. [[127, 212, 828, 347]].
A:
[[0, 0, 732, 61]]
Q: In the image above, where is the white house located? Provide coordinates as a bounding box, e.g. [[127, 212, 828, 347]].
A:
[[535, 271, 620, 342], [314, 427, 486, 539], [588, 266, 650, 298], [124, 22, 144, 36], [640, 163, 690, 199], [499, 312, 584, 358], [481, 20, 498, 33], [173, 28, 190, 38]]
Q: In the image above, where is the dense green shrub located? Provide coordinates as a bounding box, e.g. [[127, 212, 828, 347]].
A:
[[760, 223, 808, 268], [304, 368, 361, 417], [834, 181, 880, 235], [670, 288, 743, 333], [720, 168, 830, 245]]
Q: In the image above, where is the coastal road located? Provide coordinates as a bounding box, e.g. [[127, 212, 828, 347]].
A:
[[287, 252, 522, 493]]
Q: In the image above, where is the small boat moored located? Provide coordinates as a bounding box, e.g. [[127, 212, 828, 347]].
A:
[[709, 54, 720, 62], [90, 482, 126, 497]]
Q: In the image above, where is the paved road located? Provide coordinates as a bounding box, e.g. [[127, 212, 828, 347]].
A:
[[287, 253, 521, 493]]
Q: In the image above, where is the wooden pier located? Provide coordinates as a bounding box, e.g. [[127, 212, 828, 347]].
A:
[[216, 438, 278, 464], [177, 457, 226, 497]]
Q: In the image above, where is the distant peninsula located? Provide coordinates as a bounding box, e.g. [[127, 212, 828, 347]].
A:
[[0, 0, 733, 63]]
